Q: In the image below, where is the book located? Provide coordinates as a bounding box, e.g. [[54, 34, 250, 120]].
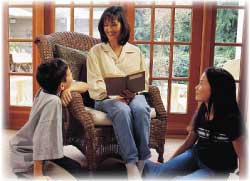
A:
[[104, 71, 145, 95]]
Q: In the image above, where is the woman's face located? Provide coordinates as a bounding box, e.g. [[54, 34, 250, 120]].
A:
[[104, 18, 121, 42], [195, 73, 211, 103]]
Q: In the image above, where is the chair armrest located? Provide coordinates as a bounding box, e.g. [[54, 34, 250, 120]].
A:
[[67, 91, 96, 147], [148, 85, 167, 122]]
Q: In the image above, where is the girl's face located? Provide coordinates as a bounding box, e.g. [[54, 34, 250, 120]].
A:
[[104, 17, 121, 42], [195, 73, 211, 103]]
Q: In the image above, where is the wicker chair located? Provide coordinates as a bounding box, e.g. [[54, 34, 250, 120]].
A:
[[34, 32, 167, 170]]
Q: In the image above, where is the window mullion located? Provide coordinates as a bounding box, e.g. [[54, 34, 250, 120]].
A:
[[149, 6, 155, 85], [70, 5, 74, 32]]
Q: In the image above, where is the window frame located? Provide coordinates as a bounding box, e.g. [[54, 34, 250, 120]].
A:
[[4, 1, 44, 129], [126, 2, 203, 135], [200, 2, 246, 102], [48, 1, 120, 36]]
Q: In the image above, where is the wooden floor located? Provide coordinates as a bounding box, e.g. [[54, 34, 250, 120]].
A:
[[2, 129, 183, 180], [2, 129, 239, 180]]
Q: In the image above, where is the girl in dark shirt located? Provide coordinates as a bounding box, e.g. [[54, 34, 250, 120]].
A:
[[143, 67, 246, 179]]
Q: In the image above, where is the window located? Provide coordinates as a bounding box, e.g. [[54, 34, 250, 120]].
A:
[[54, 0, 118, 38], [213, 1, 245, 99], [8, 5, 33, 106], [5, 1, 44, 129], [5, 1, 246, 134], [127, 1, 202, 134], [133, 2, 193, 114]]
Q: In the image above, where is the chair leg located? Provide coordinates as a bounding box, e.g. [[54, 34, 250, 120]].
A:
[[87, 157, 98, 171], [156, 146, 164, 163]]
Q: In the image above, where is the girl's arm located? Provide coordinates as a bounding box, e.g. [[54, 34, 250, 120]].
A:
[[169, 130, 198, 160], [233, 136, 246, 179]]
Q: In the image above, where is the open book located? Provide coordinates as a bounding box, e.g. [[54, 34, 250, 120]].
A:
[[104, 71, 145, 95]]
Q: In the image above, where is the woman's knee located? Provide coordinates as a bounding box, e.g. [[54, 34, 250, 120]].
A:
[[108, 102, 131, 119], [116, 104, 131, 115], [131, 102, 150, 116]]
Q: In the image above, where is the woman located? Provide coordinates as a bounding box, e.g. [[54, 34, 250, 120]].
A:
[[87, 6, 151, 179], [143, 67, 245, 179]]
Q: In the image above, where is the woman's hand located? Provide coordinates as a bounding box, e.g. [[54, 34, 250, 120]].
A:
[[60, 88, 72, 106], [114, 95, 128, 104], [119, 89, 135, 104]]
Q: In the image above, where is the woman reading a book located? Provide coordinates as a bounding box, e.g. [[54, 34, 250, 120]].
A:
[[87, 6, 151, 180]]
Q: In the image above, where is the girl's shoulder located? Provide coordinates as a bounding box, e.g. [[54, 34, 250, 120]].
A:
[[218, 112, 241, 123]]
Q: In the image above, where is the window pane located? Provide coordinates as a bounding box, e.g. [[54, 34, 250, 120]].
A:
[[175, 0, 193, 5], [9, 8, 32, 39], [152, 80, 168, 110], [222, 59, 241, 81], [73, 0, 91, 4], [154, 8, 171, 42], [55, 8, 70, 32], [153, 45, 169, 77], [136, 44, 150, 68], [135, 8, 151, 41], [173, 45, 190, 78], [135, 0, 153, 5], [10, 76, 33, 106], [170, 81, 188, 113], [74, 8, 89, 34], [215, 9, 244, 43], [93, 8, 106, 38], [9, 42, 32, 73], [8, 0, 32, 5], [174, 8, 191, 42], [55, 0, 71, 4], [93, 0, 111, 4], [155, 0, 173, 5], [217, 0, 245, 6], [214, 46, 241, 80]]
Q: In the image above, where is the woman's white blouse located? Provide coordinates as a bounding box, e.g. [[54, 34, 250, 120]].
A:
[[87, 42, 149, 100]]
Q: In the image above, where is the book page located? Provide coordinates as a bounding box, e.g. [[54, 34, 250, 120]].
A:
[[129, 73, 144, 80], [126, 71, 145, 93]]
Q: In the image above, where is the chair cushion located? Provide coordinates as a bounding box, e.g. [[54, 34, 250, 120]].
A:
[[85, 107, 157, 126], [55, 44, 88, 81], [55, 44, 95, 108]]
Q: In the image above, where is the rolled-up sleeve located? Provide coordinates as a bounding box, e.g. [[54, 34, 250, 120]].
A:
[[87, 48, 107, 100]]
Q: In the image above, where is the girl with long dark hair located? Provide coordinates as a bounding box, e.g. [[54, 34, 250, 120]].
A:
[[143, 67, 246, 179]]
